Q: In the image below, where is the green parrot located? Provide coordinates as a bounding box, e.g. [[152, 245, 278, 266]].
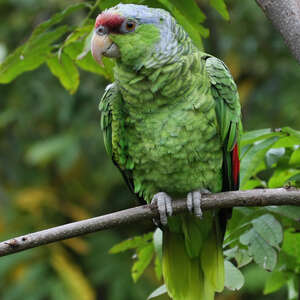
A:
[[91, 4, 241, 300]]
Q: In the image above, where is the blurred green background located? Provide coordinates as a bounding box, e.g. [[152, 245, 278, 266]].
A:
[[0, 0, 299, 299]]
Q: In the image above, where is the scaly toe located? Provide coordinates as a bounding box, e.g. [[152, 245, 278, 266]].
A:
[[151, 192, 173, 226], [187, 190, 204, 218]]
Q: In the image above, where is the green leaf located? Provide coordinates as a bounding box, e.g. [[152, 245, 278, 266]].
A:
[[47, 52, 79, 94], [251, 214, 283, 248], [147, 285, 167, 299], [282, 231, 300, 264], [224, 208, 254, 247], [153, 228, 163, 260], [242, 179, 265, 190], [64, 24, 94, 47], [64, 40, 114, 81], [240, 136, 279, 188], [158, 0, 207, 49], [29, 3, 88, 39], [265, 148, 285, 168], [235, 248, 253, 268], [0, 3, 88, 84], [272, 136, 300, 148], [154, 256, 162, 281], [264, 271, 289, 294], [132, 243, 154, 282], [0, 26, 68, 84], [287, 277, 299, 300], [224, 260, 245, 291], [171, 0, 206, 23], [109, 232, 153, 254], [248, 231, 277, 271], [240, 228, 255, 246], [77, 53, 115, 81], [290, 148, 300, 166], [241, 129, 282, 147], [268, 168, 300, 188], [266, 206, 300, 221], [99, 0, 143, 10], [282, 127, 300, 140], [210, 0, 230, 20], [224, 246, 238, 259]]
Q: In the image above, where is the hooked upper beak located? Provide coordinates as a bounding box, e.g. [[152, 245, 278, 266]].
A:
[[91, 32, 120, 67]]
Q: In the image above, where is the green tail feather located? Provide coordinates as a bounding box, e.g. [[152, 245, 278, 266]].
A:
[[162, 213, 224, 300]]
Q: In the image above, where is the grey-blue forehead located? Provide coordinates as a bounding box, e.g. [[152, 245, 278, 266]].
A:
[[134, 17, 161, 25], [108, 4, 166, 22]]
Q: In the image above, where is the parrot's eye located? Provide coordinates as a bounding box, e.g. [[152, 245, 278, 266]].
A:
[[96, 25, 107, 36], [126, 21, 136, 31], [121, 19, 137, 33]]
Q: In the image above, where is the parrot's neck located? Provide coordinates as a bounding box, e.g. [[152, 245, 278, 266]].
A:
[[114, 50, 207, 110]]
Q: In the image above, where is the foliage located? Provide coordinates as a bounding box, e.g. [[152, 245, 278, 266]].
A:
[[110, 127, 300, 298], [0, 0, 299, 299], [0, 0, 228, 91]]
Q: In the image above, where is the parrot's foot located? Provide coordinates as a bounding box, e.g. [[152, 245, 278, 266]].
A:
[[151, 192, 173, 226], [187, 189, 211, 218]]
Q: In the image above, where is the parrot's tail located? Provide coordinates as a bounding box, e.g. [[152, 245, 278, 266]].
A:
[[162, 215, 224, 300]]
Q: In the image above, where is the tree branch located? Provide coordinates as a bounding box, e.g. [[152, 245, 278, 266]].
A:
[[256, 0, 300, 63], [0, 188, 300, 257]]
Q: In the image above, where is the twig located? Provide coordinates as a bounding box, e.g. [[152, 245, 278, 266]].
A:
[[256, 0, 300, 63], [0, 188, 300, 257]]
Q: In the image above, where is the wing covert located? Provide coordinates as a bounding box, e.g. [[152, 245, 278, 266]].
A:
[[205, 56, 242, 191]]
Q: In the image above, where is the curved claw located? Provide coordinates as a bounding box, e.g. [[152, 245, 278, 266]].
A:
[[151, 192, 173, 226]]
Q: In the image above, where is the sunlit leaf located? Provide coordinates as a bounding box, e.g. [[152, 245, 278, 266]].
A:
[[153, 228, 163, 260], [47, 52, 79, 94], [287, 276, 299, 300], [0, 26, 68, 83], [224, 260, 245, 290], [282, 230, 300, 264], [132, 243, 154, 282], [109, 232, 153, 254], [290, 148, 300, 166], [264, 271, 289, 294], [154, 256, 162, 281], [147, 284, 167, 299], [268, 168, 300, 188], [0, 3, 88, 83], [210, 0, 230, 20]]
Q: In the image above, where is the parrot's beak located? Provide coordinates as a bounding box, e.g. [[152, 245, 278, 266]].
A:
[[91, 32, 120, 67]]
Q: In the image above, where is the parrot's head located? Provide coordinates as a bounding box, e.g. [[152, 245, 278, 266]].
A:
[[91, 4, 184, 69]]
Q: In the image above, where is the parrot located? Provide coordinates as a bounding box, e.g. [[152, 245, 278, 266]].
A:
[[91, 4, 241, 300]]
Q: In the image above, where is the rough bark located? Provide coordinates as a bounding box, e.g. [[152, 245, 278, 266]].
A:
[[256, 0, 300, 63]]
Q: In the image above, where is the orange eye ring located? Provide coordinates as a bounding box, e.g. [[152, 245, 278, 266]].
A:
[[125, 20, 136, 32]]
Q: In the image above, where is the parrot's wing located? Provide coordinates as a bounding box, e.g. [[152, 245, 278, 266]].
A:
[[99, 83, 115, 159], [205, 56, 242, 191], [99, 83, 137, 197]]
